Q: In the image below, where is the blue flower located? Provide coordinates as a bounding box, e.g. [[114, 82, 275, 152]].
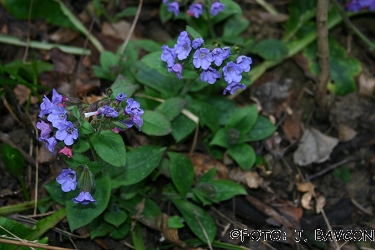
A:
[[99, 105, 119, 118], [39, 96, 54, 118], [167, 1, 180, 16], [52, 89, 64, 104], [72, 191, 96, 205], [56, 168, 77, 192], [210, 1, 225, 16], [36, 121, 52, 141], [200, 67, 221, 84], [174, 39, 192, 60], [177, 31, 189, 44], [55, 121, 78, 146], [123, 114, 143, 131], [192, 38, 204, 49], [168, 63, 183, 79], [236, 55, 252, 72], [211, 48, 226, 66], [223, 82, 246, 95], [187, 3, 203, 18], [161, 45, 176, 67], [47, 106, 67, 129], [45, 137, 58, 153], [222, 47, 231, 60], [193, 48, 214, 70], [116, 93, 127, 101], [223, 61, 242, 83], [125, 98, 144, 115]]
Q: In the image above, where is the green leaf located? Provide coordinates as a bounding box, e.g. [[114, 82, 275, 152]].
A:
[[2, 0, 75, 30], [172, 199, 216, 243], [5, 60, 53, 77], [66, 174, 111, 231], [186, 25, 203, 39], [210, 180, 247, 202], [211, 0, 242, 24], [160, 2, 174, 23], [171, 114, 196, 142], [192, 183, 215, 206], [226, 104, 258, 133], [110, 222, 130, 239], [188, 101, 219, 132], [223, 14, 249, 37], [332, 166, 351, 183], [198, 167, 216, 184], [303, 38, 361, 95], [1, 143, 24, 178], [44, 179, 76, 205], [100, 51, 119, 71], [246, 116, 276, 141], [168, 215, 185, 229], [118, 41, 138, 66], [64, 154, 90, 167], [284, 0, 317, 39], [156, 97, 186, 121], [104, 210, 128, 227], [88, 216, 112, 239], [109, 146, 166, 187], [73, 139, 91, 153], [132, 61, 184, 98], [168, 152, 194, 197], [116, 7, 138, 18], [79, 121, 94, 135], [90, 130, 126, 167], [253, 39, 288, 60], [210, 128, 247, 148], [227, 143, 256, 170], [0, 217, 48, 249], [205, 97, 239, 126], [30, 208, 66, 240], [135, 39, 161, 53], [131, 223, 146, 250], [110, 75, 139, 99], [141, 110, 172, 136]]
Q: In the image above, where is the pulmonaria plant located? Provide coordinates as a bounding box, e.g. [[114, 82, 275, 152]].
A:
[[163, 0, 225, 18], [346, 0, 375, 11], [38, 88, 145, 205], [161, 31, 253, 95]]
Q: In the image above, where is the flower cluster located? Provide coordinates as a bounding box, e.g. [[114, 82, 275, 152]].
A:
[[37, 89, 78, 158], [84, 93, 144, 131], [56, 168, 96, 205], [163, 0, 225, 18], [161, 31, 252, 95], [346, 0, 375, 11]]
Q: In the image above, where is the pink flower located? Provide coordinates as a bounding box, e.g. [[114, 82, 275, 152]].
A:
[[59, 146, 73, 158]]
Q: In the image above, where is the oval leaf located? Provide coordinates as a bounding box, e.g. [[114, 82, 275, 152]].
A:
[[141, 110, 172, 136], [253, 39, 288, 60], [246, 116, 276, 141], [227, 143, 256, 170], [226, 104, 258, 133], [66, 174, 111, 231], [210, 180, 247, 202], [168, 152, 194, 197], [90, 130, 126, 167], [156, 97, 186, 121]]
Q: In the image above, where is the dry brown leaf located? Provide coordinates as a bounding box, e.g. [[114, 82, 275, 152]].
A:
[[36, 143, 54, 163], [84, 93, 107, 104], [102, 21, 133, 40], [293, 127, 339, 166], [13, 84, 30, 106], [161, 213, 186, 248], [49, 48, 76, 74], [358, 72, 375, 96], [338, 124, 357, 142], [259, 12, 289, 23], [186, 153, 228, 180], [295, 179, 315, 193], [49, 27, 79, 43], [315, 194, 326, 214], [282, 111, 301, 143], [301, 192, 313, 210], [229, 168, 260, 189]]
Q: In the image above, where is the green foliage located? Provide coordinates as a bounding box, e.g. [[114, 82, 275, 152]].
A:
[[1, 143, 24, 178], [332, 166, 351, 183], [168, 215, 185, 229], [156, 97, 186, 121], [141, 110, 172, 136], [253, 39, 288, 60], [171, 114, 196, 142], [223, 15, 249, 37], [227, 143, 256, 170], [246, 116, 276, 141], [169, 152, 195, 197]]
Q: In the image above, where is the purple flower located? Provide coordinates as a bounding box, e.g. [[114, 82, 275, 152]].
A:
[[99, 105, 118, 118], [223, 61, 242, 83], [193, 48, 214, 70], [174, 40, 192, 60], [210, 1, 225, 16], [116, 93, 127, 101], [222, 47, 231, 60], [168, 63, 183, 79], [223, 82, 246, 95], [211, 48, 226, 66], [56, 168, 77, 192], [167, 2, 180, 16], [39, 96, 54, 118], [45, 137, 58, 153], [55, 121, 78, 146], [163, 0, 168, 3], [187, 3, 203, 18], [36, 121, 52, 141], [161, 45, 176, 67], [125, 98, 144, 115], [177, 31, 189, 44], [52, 89, 63, 104], [72, 191, 96, 205], [47, 106, 67, 129], [123, 115, 143, 131], [192, 38, 204, 49], [200, 67, 221, 84], [346, 0, 362, 11], [236, 55, 252, 72]]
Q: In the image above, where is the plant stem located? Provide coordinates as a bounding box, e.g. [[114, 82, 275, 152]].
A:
[[18, 177, 30, 201], [180, 79, 195, 96], [254, 0, 278, 16], [0, 197, 50, 216]]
